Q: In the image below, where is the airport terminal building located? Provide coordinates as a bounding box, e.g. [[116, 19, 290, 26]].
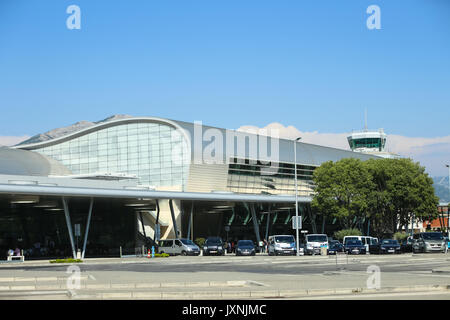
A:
[[0, 116, 378, 259]]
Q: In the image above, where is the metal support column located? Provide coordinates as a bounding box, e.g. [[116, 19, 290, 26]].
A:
[[81, 197, 94, 259], [155, 200, 160, 242], [62, 197, 77, 259], [187, 201, 194, 241], [169, 199, 179, 238], [250, 203, 261, 247], [265, 205, 271, 241], [139, 212, 147, 238]]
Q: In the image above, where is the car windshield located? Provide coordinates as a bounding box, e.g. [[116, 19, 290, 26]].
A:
[[345, 240, 362, 245], [238, 240, 254, 247], [275, 236, 294, 243], [422, 233, 444, 240], [180, 239, 195, 246], [370, 238, 378, 245], [206, 238, 222, 245], [382, 240, 398, 245], [307, 235, 327, 242]]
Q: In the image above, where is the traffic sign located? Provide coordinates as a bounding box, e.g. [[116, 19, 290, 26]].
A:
[[292, 216, 302, 229]]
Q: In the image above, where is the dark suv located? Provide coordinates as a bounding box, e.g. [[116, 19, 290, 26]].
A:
[[203, 237, 225, 256]]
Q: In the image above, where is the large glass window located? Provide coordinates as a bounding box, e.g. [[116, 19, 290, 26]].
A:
[[35, 122, 190, 188], [227, 157, 316, 195]]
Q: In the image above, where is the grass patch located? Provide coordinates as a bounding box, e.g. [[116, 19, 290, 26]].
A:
[[49, 258, 83, 264]]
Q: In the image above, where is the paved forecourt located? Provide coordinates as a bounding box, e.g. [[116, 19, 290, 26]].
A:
[[1, 253, 450, 299]]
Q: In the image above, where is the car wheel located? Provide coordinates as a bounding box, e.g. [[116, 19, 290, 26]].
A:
[[181, 251, 187, 256]]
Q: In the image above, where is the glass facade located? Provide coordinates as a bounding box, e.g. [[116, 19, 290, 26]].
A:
[[34, 122, 190, 188], [349, 137, 386, 151], [227, 158, 316, 196]]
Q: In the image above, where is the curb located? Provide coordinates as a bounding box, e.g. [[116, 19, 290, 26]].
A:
[[1, 284, 449, 299], [65, 284, 450, 300], [0, 280, 252, 291]]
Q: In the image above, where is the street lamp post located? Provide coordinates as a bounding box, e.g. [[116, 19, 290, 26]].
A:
[[446, 164, 450, 240], [294, 137, 302, 256]]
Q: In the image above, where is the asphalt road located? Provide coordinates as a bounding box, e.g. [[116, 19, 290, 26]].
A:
[[1, 253, 450, 300]]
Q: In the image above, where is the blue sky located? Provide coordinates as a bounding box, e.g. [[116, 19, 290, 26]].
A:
[[0, 1, 449, 174]]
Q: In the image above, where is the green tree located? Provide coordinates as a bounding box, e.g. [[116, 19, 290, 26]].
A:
[[333, 228, 362, 242], [311, 158, 375, 230], [312, 157, 439, 238], [366, 158, 439, 237]]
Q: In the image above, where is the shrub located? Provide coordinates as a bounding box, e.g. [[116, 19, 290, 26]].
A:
[[49, 258, 83, 263], [333, 228, 362, 242], [393, 232, 409, 242], [194, 238, 206, 248], [154, 253, 169, 258]]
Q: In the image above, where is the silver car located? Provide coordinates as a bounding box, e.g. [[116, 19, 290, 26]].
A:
[[412, 232, 446, 253], [158, 238, 200, 256]]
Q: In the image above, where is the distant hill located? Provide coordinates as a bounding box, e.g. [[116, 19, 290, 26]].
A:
[[16, 115, 133, 146], [433, 176, 450, 203]]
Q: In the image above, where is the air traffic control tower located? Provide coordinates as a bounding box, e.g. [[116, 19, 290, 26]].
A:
[[347, 122, 399, 159]]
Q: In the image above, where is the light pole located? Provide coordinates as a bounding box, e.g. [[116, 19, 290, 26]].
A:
[[446, 164, 450, 240], [294, 137, 302, 256]]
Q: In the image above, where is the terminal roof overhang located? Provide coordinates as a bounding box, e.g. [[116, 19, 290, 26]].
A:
[[0, 183, 310, 203], [0, 175, 310, 203]]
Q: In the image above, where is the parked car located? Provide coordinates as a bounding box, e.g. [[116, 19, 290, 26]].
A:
[[343, 236, 372, 254], [268, 235, 296, 256], [368, 237, 379, 254], [158, 238, 200, 256], [305, 234, 328, 255], [203, 237, 225, 256], [344, 239, 366, 254], [377, 239, 401, 254], [412, 232, 446, 253], [400, 237, 413, 253], [327, 240, 343, 255], [235, 240, 256, 256]]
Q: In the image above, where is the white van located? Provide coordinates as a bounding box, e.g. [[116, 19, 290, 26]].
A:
[[158, 238, 200, 256], [305, 234, 328, 255], [268, 235, 297, 256]]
